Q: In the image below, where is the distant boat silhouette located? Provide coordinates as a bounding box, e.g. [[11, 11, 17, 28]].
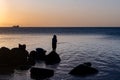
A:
[[12, 25, 20, 28]]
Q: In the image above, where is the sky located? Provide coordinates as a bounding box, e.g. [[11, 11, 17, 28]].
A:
[[0, 0, 120, 27]]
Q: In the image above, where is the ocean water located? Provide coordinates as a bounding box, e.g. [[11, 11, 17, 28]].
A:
[[0, 27, 120, 80]]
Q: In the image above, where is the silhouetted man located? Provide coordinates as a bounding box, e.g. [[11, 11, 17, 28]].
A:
[[52, 35, 57, 51]]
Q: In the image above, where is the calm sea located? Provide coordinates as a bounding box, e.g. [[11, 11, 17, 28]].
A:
[[0, 27, 120, 80]]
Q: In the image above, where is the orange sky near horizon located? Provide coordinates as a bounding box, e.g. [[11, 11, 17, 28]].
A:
[[0, 0, 120, 27]]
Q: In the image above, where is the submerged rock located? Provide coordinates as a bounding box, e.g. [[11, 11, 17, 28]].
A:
[[30, 67, 54, 79], [45, 51, 61, 65], [69, 62, 98, 77]]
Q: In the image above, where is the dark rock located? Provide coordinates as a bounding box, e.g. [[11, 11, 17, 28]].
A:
[[0, 64, 15, 74], [16, 65, 31, 70], [0, 44, 31, 72], [69, 62, 98, 77], [83, 62, 92, 67], [10, 44, 29, 66], [45, 51, 61, 65], [27, 51, 36, 65], [30, 67, 54, 79], [19, 44, 26, 50], [29, 50, 36, 59], [36, 48, 46, 60], [27, 58, 36, 66], [0, 47, 10, 54], [0, 47, 11, 65], [27, 59, 35, 66]]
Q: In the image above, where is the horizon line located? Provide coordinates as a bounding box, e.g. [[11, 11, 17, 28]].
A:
[[0, 26, 120, 28]]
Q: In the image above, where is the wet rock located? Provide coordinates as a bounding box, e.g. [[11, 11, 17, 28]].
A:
[[69, 62, 98, 77], [29, 51, 36, 60], [10, 44, 29, 66], [30, 67, 54, 79], [27, 50, 36, 66], [45, 51, 61, 65], [0, 64, 15, 74], [27, 58, 36, 66], [36, 48, 46, 60], [0, 47, 11, 65]]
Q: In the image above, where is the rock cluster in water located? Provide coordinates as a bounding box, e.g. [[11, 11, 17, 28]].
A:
[[0, 44, 61, 74], [0, 44, 98, 79]]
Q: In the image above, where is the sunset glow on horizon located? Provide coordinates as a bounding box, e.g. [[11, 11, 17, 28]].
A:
[[0, 0, 120, 27]]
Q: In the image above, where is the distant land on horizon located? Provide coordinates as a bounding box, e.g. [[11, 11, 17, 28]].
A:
[[0, 26, 120, 28]]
